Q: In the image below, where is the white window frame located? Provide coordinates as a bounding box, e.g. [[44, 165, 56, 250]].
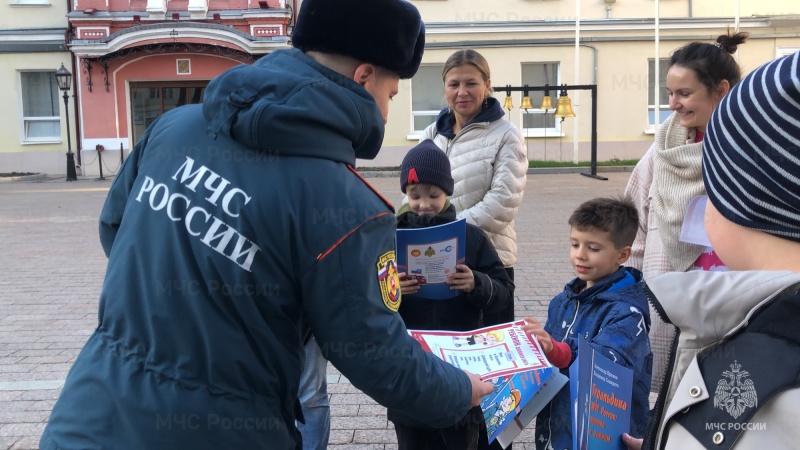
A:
[[646, 58, 671, 134], [410, 110, 440, 137], [521, 109, 563, 138], [9, 0, 50, 5], [408, 63, 445, 139], [18, 70, 61, 144], [777, 47, 800, 58], [520, 62, 563, 138]]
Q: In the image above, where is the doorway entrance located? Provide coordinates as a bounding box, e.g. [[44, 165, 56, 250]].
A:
[[130, 81, 208, 144]]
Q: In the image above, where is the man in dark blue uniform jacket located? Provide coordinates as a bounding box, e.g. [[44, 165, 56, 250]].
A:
[[40, 1, 492, 448]]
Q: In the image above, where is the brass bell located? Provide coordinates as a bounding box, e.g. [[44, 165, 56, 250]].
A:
[[539, 95, 554, 111], [520, 85, 533, 110], [553, 87, 576, 119], [503, 95, 514, 110]]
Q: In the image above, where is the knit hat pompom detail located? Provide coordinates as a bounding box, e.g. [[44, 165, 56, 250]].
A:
[[703, 50, 800, 242], [400, 140, 454, 196], [291, 0, 425, 79]]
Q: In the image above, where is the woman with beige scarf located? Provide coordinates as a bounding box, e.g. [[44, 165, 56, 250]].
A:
[[624, 32, 748, 397]]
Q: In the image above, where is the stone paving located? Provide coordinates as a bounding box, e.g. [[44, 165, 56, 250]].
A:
[[0, 171, 631, 449]]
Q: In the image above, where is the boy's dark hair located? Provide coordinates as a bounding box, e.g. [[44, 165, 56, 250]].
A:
[[568, 197, 639, 249]]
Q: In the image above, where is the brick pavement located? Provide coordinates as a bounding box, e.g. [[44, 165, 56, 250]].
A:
[[0, 172, 630, 449]]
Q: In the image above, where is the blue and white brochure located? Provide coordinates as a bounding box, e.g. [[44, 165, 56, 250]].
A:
[[396, 218, 466, 299]]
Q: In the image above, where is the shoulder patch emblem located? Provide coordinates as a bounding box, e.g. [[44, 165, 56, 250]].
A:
[[714, 360, 758, 419], [377, 251, 401, 312]]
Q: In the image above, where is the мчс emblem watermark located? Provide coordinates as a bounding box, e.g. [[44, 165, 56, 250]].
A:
[[705, 360, 765, 432]]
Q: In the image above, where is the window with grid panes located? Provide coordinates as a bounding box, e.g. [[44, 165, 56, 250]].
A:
[[410, 64, 446, 134], [20, 71, 60, 142], [520, 62, 560, 137]]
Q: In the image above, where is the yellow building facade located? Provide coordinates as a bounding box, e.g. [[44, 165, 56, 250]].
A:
[[0, 1, 72, 175], [2, 0, 799, 174], [369, 0, 800, 167]]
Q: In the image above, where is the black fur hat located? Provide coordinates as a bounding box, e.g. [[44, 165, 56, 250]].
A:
[[291, 0, 425, 79]]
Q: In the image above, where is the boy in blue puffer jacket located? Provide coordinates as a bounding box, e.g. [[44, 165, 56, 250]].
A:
[[523, 197, 652, 450], [389, 140, 515, 450]]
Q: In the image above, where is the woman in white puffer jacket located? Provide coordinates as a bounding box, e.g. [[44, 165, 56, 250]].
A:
[[420, 49, 527, 450], [421, 49, 528, 324]]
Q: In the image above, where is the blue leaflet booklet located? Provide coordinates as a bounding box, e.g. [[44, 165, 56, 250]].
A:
[[396, 218, 466, 300], [571, 337, 633, 450], [473, 321, 569, 449], [482, 366, 569, 448]]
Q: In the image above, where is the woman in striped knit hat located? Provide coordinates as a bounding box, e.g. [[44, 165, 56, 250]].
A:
[[624, 49, 800, 450], [624, 31, 748, 395]]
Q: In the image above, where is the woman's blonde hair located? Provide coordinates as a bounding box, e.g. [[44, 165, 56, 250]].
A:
[[442, 49, 493, 94]]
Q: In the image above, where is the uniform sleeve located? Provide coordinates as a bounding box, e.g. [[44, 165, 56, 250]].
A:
[[97, 121, 156, 257], [458, 125, 528, 234], [300, 213, 473, 428], [624, 144, 656, 271], [464, 229, 514, 313]]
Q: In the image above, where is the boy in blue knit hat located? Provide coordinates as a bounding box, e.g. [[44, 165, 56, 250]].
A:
[[389, 139, 515, 450]]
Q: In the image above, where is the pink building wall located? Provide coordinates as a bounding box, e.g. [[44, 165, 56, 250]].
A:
[[80, 0, 282, 10], [79, 53, 242, 142], [67, 0, 290, 173]]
